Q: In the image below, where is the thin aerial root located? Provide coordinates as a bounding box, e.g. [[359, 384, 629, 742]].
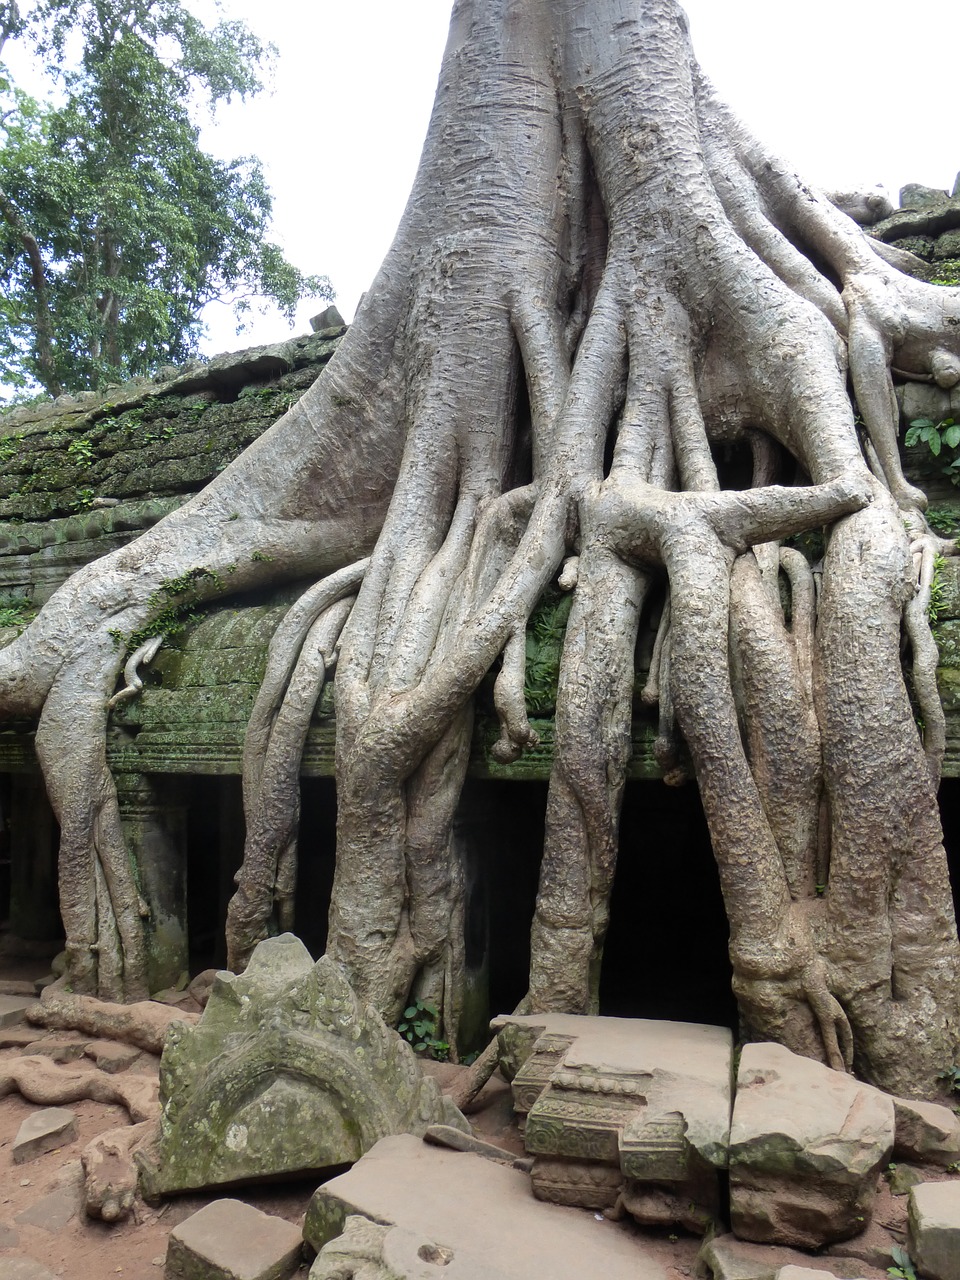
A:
[[802, 960, 854, 1072], [641, 593, 670, 708], [228, 595, 355, 972], [558, 556, 579, 590], [652, 635, 686, 785], [780, 547, 817, 707], [904, 536, 946, 782], [106, 635, 163, 709], [242, 558, 368, 820], [492, 631, 539, 763]]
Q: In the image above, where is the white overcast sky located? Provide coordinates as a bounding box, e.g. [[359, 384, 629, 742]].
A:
[[16, 0, 960, 354], [196, 0, 959, 353]]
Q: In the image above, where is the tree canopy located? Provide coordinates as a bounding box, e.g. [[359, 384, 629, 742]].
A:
[[0, 0, 331, 397]]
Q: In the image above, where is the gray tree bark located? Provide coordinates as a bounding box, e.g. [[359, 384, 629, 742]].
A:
[[2, 0, 959, 1096]]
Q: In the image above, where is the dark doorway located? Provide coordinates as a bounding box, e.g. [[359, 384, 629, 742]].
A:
[[600, 780, 737, 1029]]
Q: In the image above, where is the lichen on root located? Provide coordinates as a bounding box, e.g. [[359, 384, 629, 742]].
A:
[[2, 0, 959, 1095]]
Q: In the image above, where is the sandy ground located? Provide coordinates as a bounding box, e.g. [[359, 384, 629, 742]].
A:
[[0, 955, 922, 1280]]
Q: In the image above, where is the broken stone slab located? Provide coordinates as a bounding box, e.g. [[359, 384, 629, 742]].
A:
[[908, 1180, 960, 1280], [145, 935, 469, 1195], [165, 1198, 303, 1280], [492, 1011, 731, 1226], [12, 1107, 78, 1164], [0, 995, 36, 1027], [14, 1159, 83, 1234], [83, 1038, 141, 1074], [774, 1270, 866, 1280], [729, 1042, 894, 1249], [893, 1096, 960, 1167], [696, 1234, 868, 1280], [22, 1038, 88, 1064], [305, 1134, 668, 1280], [0, 1260, 59, 1280], [311, 1214, 512, 1280]]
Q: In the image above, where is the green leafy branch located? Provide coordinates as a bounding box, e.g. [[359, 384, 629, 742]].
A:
[[397, 998, 449, 1062]]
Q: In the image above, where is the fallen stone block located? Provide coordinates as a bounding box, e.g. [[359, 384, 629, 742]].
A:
[[14, 1160, 83, 1233], [729, 1043, 894, 1249], [775, 1270, 862, 1280], [22, 1038, 88, 1064], [908, 1180, 960, 1280], [697, 1234, 867, 1280], [1, 1260, 59, 1280], [12, 1107, 78, 1164], [893, 1097, 960, 1167], [165, 1198, 302, 1280], [83, 1038, 141, 1073], [0, 995, 36, 1027], [0, 980, 40, 998], [305, 1133, 669, 1280], [493, 1011, 732, 1229], [0, 1028, 41, 1050], [146, 935, 468, 1196]]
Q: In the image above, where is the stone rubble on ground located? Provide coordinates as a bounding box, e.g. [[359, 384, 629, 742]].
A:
[[492, 1010, 732, 1230], [165, 1198, 303, 1280], [908, 1180, 960, 1280], [13, 1160, 84, 1234], [0, 1259, 60, 1280], [728, 1043, 895, 1248], [0, 995, 35, 1027], [12, 1106, 78, 1164], [695, 1232, 870, 1280], [892, 1096, 960, 1167], [21, 1038, 87, 1064], [306, 1133, 668, 1280], [83, 1038, 141, 1073], [144, 934, 469, 1196]]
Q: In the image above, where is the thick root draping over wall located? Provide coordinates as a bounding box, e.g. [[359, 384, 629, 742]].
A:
[[2, 0, 960, 1095]]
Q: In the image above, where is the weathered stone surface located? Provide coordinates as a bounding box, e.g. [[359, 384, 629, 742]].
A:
[[147, 935, 468, 1195], [729, 1043, 894, 1249], [893, 1096, 960, 1167], [493, 1011, 731, 1227], [12, 1107, 78, 1164], [165, 1198, 302, 1280], [305, 1134, 668, 1280], [0, 1260, 59, 1280], [84, 1038, 141, 1073], [774, 1270, 862, 1280], [888, 1163, 925, 1195], [22, 1038, 88, 1064], [311, 1215, 510, 1280], [0, 1220, 20, 1246], [908, 1180, 960, 1280], [697, 1234, 866, 1280], [0, 995, 35, 1027]]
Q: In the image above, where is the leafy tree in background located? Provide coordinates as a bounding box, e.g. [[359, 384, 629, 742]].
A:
[[0, 0, 331, 396]]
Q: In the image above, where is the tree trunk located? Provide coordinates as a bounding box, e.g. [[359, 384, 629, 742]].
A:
[[2, 0, 959, 1094]]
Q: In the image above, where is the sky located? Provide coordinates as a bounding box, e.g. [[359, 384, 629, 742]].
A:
[[10, 0, 960, 356], [194, 0, 960, 353]]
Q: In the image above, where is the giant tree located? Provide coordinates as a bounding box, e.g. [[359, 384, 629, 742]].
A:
[[2, 0, 958, 1098]]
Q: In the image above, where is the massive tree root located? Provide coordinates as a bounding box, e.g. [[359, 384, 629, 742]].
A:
[[3, 0, 960, 1094]]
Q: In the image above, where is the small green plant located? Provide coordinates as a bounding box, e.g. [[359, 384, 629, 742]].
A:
[[397, 999, 449, 1061], [926, 506, 960, 535], [888, 1246, 918, 1280], [110, 566, 224, 656], [0, 595, 35, 629], [929, 554, 948, 625], [67, 435, 95, 466], [70, 488, 95, 512], [906, 416, 960, 487], [250, 550, 274, 563], [938, 1063, 960, 1093]]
